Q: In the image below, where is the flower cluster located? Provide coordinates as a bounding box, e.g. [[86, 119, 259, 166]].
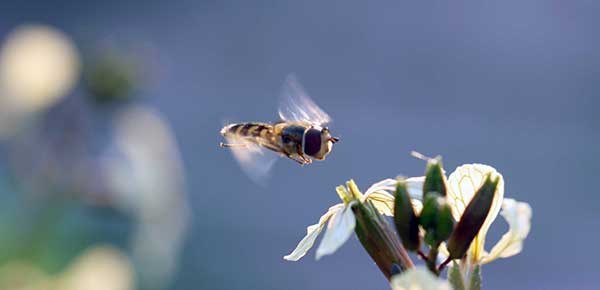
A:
[[284, 159, 532, 290]]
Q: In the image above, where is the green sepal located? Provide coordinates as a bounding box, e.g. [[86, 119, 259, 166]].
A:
[[447, 174, 499, 259], [467, 265, 482, 290], [423, 158, 447, 198], [448, 262, 466, 290], [393, 178, 420, 251]]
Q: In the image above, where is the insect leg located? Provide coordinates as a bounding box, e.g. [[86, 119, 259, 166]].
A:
[[297, 151, 312, 164], [302, 156, 312, 164], [220, 142, 249, 148], [285, 153, 308, 165], [295, 144, 312, 165]]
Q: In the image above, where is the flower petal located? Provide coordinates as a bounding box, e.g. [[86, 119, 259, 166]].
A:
[[363, 178, 397, 216], [482, 198, 532, 264], [447, 164, 504, 261], [438, 242, 450, 259], [411, 199, 423, 214], [362, 177, 424, 216], [283, 203, 344, 261], [364, 190, 394, 216], [363, 192, 425, 218], [391, 266, 453, 290], [315, 203, 356, 260], [405, 176, 425, 199], [364, 178, 397, 196]]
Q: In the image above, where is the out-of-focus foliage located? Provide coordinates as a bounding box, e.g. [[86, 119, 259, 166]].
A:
[[85, 54, 138, 105], [0, 23, 189, 290]]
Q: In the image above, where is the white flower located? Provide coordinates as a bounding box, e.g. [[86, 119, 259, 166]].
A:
[[444, 164, 532, 265], [284, 163, 533, 267], [390, 266, 452, 290], [284, 178, 424, 261]]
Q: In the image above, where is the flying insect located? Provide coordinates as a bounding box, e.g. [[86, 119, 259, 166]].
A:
[[220, 75, 339, 181]]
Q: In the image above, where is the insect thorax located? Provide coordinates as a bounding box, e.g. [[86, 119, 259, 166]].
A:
[[280, 124, 307, 154]]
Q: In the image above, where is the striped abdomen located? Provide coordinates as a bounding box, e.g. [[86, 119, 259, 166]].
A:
[[220, 122, 277, 145]]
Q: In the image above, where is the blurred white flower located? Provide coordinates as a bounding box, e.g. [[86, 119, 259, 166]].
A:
[[57, 245, 134, 290], [0, 24, 80, 137], [107, 105, 186, 218], [284, 178, 423, 261], [390, 266, 452, 290], [0, 245, 134, 290], [102, 105, 190, 289]]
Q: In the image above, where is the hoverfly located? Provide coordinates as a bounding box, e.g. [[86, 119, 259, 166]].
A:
[[220, 75, 339, 181]]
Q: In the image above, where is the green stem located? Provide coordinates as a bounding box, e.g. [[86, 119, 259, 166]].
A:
[[427, 242, 440, 275]]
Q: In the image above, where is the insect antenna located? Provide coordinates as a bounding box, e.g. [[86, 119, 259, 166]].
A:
[[410, 150, 435, 161]]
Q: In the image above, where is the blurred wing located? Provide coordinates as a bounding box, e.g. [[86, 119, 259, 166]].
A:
[[278, 74, 331, 125], [223, 135, 278, 185]]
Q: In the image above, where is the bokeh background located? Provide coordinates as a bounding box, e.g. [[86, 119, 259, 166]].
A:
[[0, 1, 598, 289]]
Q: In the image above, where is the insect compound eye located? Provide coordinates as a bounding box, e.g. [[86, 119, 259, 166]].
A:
[[303, 128, 322, 156]]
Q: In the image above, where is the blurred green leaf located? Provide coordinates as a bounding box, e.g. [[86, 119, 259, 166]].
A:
[[85, 54, 138, 105]]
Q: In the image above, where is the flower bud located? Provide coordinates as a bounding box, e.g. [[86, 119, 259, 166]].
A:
[[353, 200, 414, 279], [447, 174, 499, 259], [419, 193, 441, 246], [419, 193, 440, 230], [423, 158, 447, 199], [393, 178, 420, 251], [435, 201, 454, 242]]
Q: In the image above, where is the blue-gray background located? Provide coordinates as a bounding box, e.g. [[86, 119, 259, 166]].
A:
[[2, 1, 598, 289]]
